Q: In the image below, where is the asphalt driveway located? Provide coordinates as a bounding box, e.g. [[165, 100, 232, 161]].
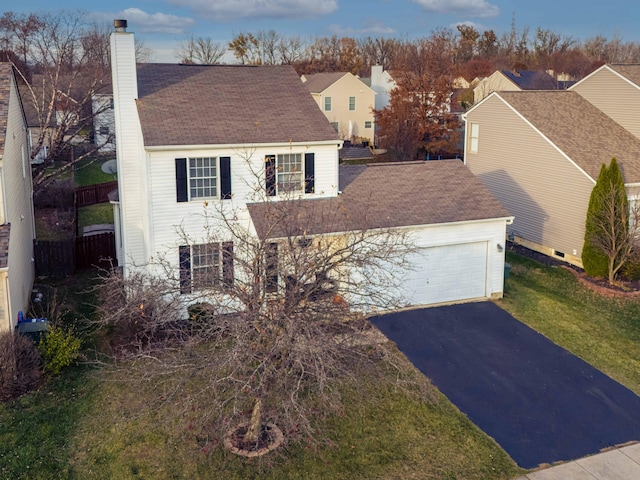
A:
[[370, 302, 640, 469]]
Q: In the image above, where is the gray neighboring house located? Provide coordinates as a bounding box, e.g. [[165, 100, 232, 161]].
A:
[[464, 81, 640, 267], [0, 64, 36, 332]]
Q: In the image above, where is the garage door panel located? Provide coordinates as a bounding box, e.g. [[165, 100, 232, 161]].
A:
[[404, 242, 487, 305]]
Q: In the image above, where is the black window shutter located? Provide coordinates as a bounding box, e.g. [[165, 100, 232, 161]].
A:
[[304, 153, 315, 194], [265, 155, 276, 196], [222, 241, 234, 286], [220, 157, 232, 199], [179, 245, 191, 294], [175, 158, 188, 202]]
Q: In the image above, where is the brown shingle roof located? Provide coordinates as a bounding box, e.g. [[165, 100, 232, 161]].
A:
[[498, 90, 640, 183], [302, 72, 348, 93], [608, 64, 640, 88], [136, 64, 339, 146], [0, 63, 11, 156], [248, 160, 511, 239]]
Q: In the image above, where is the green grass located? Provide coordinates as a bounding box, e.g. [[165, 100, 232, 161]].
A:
[[8, 251, 640, 478], [500, 251, 640, 395], [74, 157, 116, 187], [77, 204, 114, 235]]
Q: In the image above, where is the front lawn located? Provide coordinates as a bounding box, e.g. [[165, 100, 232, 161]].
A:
[[501, 251, 640, 395]]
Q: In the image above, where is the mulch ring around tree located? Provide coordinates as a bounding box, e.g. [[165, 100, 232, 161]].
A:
[[224, 422, 284, 458], [508, 242, 640, 298]]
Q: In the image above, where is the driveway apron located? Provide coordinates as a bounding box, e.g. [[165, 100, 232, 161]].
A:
[[370, 302, 640, 469]]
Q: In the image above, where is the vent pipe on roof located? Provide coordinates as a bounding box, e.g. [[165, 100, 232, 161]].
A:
[[113, 19, 127, 32]]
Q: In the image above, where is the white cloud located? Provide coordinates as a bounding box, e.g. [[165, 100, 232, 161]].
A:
[[328, 20, 396, 36], [92, 8, 195, 35], [411, 0, 499, 18], [166, 0, 338, 21]]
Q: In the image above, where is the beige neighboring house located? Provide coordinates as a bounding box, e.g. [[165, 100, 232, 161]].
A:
[[473, 70, 558, 104], [302, 72, 376, 144], [569, 64, 640, 139], [0, 64, 36, 332], [464, 87, 640, 267]]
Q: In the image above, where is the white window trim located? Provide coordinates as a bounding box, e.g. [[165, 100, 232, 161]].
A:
[[276, 153, 304, 195], [188, 156, 219, 200]]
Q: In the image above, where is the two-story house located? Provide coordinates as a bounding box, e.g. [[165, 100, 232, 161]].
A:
[[301, 72, 376, 145], [0, 64, 36, 332], [110, 21, 513, 309], [464, 64, 640, 267]]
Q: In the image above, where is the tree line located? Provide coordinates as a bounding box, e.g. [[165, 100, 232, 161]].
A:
[[3, 9, 640, 187]]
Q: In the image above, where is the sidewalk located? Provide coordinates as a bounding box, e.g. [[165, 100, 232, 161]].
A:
[[515, 443, 640, 480]]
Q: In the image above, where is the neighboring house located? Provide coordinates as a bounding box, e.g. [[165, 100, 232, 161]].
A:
[[473, 70, 559, 104], [92, 91, 115, 153], [301, 72, 376, 144], [0, 64, 36, 332], [361, 65, 396, 112], [464, 88, 640, 267], [110, 21, 512, 311], [569, 64, 640, 139]]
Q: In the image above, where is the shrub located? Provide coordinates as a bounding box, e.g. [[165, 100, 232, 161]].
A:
[[38, 325, 82, 374], [0, 331, 43, 401]]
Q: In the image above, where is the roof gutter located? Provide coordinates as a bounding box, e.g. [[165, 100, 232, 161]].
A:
[[145, 139, 343, 152]]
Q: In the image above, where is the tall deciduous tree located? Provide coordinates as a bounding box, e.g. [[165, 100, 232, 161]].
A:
[[582, 158, 635, 284], [94, 154, 418, 448], [0, 11, 122, 190], [376, 32, 460, 160], [176, 34, 226, 64]]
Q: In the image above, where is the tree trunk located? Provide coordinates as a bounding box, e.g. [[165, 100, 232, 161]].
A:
[[243, 398, 262, 444]]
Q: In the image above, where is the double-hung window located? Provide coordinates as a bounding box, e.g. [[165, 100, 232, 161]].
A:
[[189, 157, 217, 199], [324, 96, 332, 111], [179, 242, 234, 294], [348, 96, 356, 111], [176, 157, 231, 202], [266, 153, 315, 196], [468, 123, 479, 153]]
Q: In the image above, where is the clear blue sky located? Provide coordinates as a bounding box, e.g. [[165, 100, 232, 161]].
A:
[[10, 1, 640, 62]]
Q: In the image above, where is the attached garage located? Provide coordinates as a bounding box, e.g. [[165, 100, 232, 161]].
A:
[[405, 241, 488, 305]]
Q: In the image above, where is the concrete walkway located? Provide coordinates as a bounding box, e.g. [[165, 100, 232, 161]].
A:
[[515, 444, 640, 479]]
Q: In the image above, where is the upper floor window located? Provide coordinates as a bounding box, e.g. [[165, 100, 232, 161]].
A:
[[324, 97, 331, 111], [175, 157, 231, 202], [266, 153, 315, 196], [469, 123, 479, 153], [349, 96, 356, 111], [189, 157, 217, 199]]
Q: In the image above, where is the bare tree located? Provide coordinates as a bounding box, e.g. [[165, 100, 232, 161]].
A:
[[0, 11, 115, 190], [93, 152, 419, 451], [176, 34, 226, 64]]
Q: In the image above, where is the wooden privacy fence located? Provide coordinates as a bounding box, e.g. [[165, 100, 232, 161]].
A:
[[34, 232, 117, 277], [75, 181, 118, 207]]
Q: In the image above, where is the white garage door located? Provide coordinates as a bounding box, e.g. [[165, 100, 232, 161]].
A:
[[404, 241, 488, 305]]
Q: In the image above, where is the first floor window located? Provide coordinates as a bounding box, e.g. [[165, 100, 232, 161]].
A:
[[364, 121, 372, 129], [265, 242, 279, 293], [179, 242, 234, 294]]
